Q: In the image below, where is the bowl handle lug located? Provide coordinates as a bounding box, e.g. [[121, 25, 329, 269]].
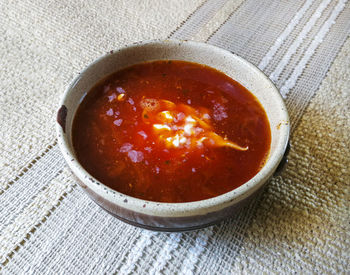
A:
[[57, 105, 68, 133]]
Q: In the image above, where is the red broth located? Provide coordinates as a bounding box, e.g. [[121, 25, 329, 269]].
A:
[[73, 60, 271, 202]]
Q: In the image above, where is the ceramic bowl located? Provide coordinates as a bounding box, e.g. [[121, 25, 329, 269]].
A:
[[56, 39, 290, 232]]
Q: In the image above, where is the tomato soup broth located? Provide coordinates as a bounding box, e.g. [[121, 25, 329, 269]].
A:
[[73, 60, 271, 202]]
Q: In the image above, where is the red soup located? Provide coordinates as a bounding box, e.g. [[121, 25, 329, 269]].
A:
[[73, 60, 271, 203]]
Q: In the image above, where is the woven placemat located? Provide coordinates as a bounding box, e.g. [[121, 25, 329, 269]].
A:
[[1, 0, 349, 273]]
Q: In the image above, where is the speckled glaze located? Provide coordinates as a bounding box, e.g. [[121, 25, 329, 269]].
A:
[[56, 39, 290, 231]]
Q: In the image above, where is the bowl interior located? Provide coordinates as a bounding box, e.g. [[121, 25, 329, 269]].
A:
[[57, 40, 289, 217]]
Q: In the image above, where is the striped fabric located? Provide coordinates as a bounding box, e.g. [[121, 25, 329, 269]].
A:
[[1, 0, 349, 273]]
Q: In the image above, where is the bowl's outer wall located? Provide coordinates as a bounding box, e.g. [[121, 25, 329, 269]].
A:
[[57, 40, 289, 230], [74, 174, 268, 231]]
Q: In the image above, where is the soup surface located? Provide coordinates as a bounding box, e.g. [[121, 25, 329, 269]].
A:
[[73, 60, 271, 202]]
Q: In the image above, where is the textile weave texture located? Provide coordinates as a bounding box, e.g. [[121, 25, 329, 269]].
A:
[[1, 0, 349, 273]]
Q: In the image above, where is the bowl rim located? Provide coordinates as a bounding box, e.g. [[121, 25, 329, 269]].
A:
[[56, 39, 290, 217]]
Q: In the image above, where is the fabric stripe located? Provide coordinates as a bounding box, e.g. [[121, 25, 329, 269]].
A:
[[2, 183, 132, 274], [269, 0, 332, 82], [169, 0, 229, 40], [269, 0, 338, 89], [258, 0, 316, 71], [180, 229, 214, 275], [1, 140, 59, 191], [147, 233, 182, 274], [0, 168, 74, 264], [280, 0, 348, 97], [187, 191, 264, 274], [208, 0, 308, 65], [285, 2, 350, 131], [0, 146, 65, 234], [118, 231, 156, 275], [193, 0, 246, 41]]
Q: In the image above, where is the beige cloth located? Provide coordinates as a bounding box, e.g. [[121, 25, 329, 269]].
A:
[[1, 0, 349, 273]]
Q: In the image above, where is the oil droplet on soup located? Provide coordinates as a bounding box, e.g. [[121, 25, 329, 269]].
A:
[[73, 60, 271, 202]]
